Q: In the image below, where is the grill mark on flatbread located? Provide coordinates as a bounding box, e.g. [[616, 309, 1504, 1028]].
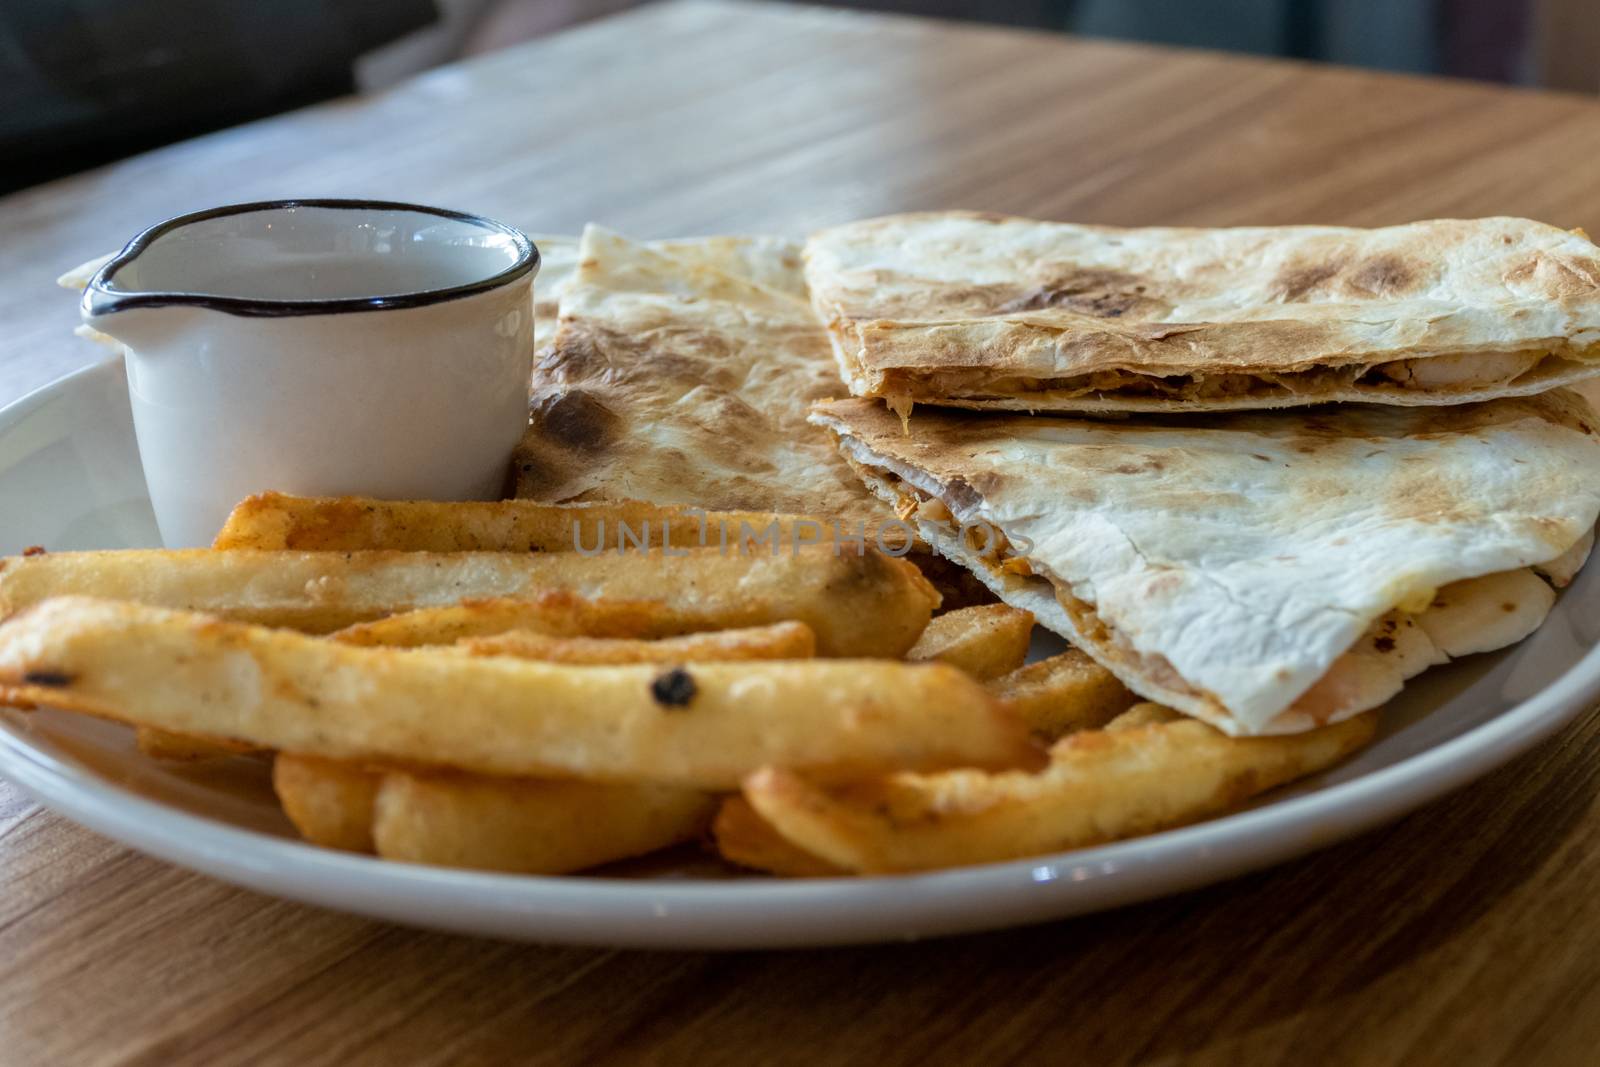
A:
[[1507, 252, 1600, 294], [1273, 260, 1346, 302], [995, 267, 1164, 319], [1344, 254, 1421, 298], [530, 390, 621, 453]]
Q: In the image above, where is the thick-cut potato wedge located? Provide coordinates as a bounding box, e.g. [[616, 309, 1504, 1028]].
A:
[[0, 545, 936, 657], [0, 598, 1034, 789], [459, 622, 816, 663], [373, 772, 714, 874], [712, 796, 844, 877], [332, 593, 697, 648], [986, 649, 1138, 739], [907, 604, 1034, 680], [214, 492, 906, 553], [744, 712, 1375, 873], [273, 754, 381, 852]]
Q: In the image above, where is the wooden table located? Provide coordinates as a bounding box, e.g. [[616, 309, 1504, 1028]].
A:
[[5, 3, 1600, 1062]]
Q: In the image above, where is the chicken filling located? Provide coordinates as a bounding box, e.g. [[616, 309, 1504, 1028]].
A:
[[887, 348, 1564, 402]]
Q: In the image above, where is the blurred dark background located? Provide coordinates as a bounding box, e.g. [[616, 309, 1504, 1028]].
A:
[[3, 0, 1594, 196]]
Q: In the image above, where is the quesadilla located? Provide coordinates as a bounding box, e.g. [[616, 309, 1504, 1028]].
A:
[[805, 212, 1600, 413], [811, 393, 1600, 735], [512, 226, 887, 528]]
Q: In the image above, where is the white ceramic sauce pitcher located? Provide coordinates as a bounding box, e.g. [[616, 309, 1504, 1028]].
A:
[[81, 199, 539, 548]]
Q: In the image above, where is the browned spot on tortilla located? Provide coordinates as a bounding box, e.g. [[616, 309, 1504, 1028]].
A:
[[1373, 636, 1396, 653], [1272, 260, 1343, 301], [1509, 254, 1600, 295], [997, 268, 1160, 318], [1345, 254, 1419, 297], [529, 390, 621, 453], [21, 546, 46, 557], [1145, 573, 1181, 597], [967, 212, 1010, 224], [1110, 456, 1166, 475], [1501, 602, 1516, 612]]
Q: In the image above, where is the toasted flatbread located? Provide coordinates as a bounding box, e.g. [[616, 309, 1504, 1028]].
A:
[[811, 392, 1600, 735], [529, 234, 579, 349], [805, 212, 1600, 412], [513, 226, 886, 529]]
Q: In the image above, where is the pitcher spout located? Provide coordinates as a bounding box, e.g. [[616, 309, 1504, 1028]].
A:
[[79, 293, 194, 351]]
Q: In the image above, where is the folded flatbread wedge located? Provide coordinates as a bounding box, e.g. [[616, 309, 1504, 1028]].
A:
[[811, 393, 1600, 735], [805, 212, 1600, 413], [512, 226, 886, 529]]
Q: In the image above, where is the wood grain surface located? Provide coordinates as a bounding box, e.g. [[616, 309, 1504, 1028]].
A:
[[5, 2, 1600, 1063]]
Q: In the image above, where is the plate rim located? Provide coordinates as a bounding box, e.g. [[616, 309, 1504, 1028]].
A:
[[2, 359, 1597, 948]]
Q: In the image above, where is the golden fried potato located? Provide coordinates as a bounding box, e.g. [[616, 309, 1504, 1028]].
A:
[[214, 492, 864, 553], [273, 754, 380, 852], [0, 544, 936, 657], [907, 604, 1034, 680], [743, 711, 1376, 873], [459, 621, 815, 663], [331, 593, 691, 648], [373, 772, 714, 875], [986, 648, 1138, 739], [0, 598, 1035, 789], [712, 796, 843, 877], [1104, 703, 1182, 731]]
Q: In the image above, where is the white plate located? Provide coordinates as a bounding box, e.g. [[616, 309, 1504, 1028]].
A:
[[3, 357, 1599, 949]]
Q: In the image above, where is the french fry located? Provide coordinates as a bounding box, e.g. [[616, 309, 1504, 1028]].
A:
[[372, 772, 714, 874], [0, 598, 1035, 789], [136, 726, 257, 761], [986, 649, 1138, 739], [273, 754, 380, 852], [331, 593, 697, 648], [0, 544, 937, 657], [712, 796, 844, 877], [458, 621, 815, 663], [743, 711, 1376, 873], [149, 611, 816, 764], [907, 604, 1034, 680], [1105, 703, 1182, 731], [213, 492, 896, 553]]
